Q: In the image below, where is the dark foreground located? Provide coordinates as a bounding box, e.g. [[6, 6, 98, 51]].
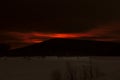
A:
[[0, 56, 120, 80]]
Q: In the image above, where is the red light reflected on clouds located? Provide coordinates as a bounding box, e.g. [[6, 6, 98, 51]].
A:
[[5, 22, 120, 48], [49, 33, 90, 38], [8, 22, 120, 45], [23, 39, 43, 43], [31, 33, 91, 38], [8, 32, 91, 44]]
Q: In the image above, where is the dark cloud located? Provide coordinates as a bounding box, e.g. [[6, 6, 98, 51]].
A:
[[1, 0, 120, 32], [0, 0, 120, 48]]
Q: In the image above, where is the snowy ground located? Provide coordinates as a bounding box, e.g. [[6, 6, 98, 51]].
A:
[[0, 56, 120, 80]]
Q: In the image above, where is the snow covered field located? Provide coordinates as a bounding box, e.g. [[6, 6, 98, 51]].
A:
[[0, 56, 120, 80]]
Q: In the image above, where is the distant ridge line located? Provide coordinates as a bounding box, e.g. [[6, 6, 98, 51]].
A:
[[0, 38, 120, 57]]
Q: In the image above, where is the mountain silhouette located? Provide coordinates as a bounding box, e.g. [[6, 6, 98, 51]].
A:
[[3, 38, 120, 57], [0, 44, 10, 56]]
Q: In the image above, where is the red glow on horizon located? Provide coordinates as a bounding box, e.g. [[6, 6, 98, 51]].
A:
[[32, 33, 91, 38], [8, 30, 120, 44], [2, 22, 119, 49], [49, 33, 90, 38], [7, 22, 120, 49], [23, 39, 43, 43], [8, 32, 92, 44]]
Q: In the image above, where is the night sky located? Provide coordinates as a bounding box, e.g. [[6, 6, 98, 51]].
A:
[[0, 0, 120, 48]]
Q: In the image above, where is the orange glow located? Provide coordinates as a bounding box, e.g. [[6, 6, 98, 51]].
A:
[[49, 34, 83, 38], [8, 30, 120, 44], [32, 40, 43, 43], [30, 32, 91, 38], [4, 22, 120, 49], [8, 32, 92, 44], [24, 39, 43, 43], [8, 22, 120, 46], [9, 31, 117, 44], [52, 34, 78, 38]]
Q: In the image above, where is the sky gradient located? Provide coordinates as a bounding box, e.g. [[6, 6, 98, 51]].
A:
[[0, 0, 120, 48]]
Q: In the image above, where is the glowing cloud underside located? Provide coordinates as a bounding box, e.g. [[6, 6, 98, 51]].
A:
[[8, 23, 120, 44], [8, 32, 92, 43], [3, 22, 120, 48]]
